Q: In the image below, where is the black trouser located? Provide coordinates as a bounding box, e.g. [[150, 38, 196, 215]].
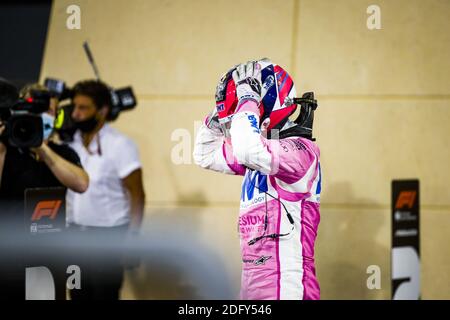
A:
[[0, 221, 71, 300], [67, 223, 128, 300], [0, 219, 26, 300], [0, 259, 24, 300]]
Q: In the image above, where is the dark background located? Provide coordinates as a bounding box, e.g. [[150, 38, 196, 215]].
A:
[[0, 0, 52, 89]]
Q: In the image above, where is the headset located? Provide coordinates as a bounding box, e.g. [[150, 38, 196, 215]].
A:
[[278, 91, 319, 141]]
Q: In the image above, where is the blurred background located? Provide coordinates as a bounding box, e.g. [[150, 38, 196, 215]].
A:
[[2, 0, 449, 299]]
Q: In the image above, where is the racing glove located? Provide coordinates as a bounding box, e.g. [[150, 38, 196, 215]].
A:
[[205, 106, 222, 134], [232, 61, 263, 107]]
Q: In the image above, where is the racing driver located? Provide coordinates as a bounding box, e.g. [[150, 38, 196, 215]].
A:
[[194, 59, 322, 300]]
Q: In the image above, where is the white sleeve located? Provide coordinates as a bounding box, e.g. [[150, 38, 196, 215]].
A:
[[193, 117, 246, 176], [229, 108, 273, 175], [114, 137, 142, 179]]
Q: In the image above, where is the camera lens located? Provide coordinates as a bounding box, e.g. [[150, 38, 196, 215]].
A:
[[8, 114, 43, 148], [12, 117, 36, 141]]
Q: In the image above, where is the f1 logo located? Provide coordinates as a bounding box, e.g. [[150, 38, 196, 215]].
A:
[[31, 200, 62, 221], [395, 191, 416, 209]]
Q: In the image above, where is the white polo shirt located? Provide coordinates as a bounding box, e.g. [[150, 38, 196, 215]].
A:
[[66, 124, 141, 227]]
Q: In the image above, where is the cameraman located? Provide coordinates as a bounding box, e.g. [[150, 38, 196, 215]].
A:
[[66, 80, 145, 300], [0, 79, 89, 299]]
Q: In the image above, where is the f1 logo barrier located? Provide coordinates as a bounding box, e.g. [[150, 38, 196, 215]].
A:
[[391, 180, 420, 300], [395, 191, 417, 210], [31, 200, 62, 221], [25, 188, 67, 299]]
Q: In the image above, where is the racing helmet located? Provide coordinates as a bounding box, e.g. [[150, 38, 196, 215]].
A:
[[215, 58, 298, 132]]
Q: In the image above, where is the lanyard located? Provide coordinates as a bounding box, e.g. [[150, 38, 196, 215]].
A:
[[84, 132, 102, 156]]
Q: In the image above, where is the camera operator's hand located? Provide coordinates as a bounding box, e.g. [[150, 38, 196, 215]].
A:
[[32, 143, 89, 193], [29, 140, 45, 153]]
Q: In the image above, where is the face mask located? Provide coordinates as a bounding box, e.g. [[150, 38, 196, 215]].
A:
[[75, 115, 99, 133], [41, 113, 55, 140]]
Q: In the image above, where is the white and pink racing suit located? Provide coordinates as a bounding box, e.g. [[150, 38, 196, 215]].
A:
[[193, 100, 321, 300]]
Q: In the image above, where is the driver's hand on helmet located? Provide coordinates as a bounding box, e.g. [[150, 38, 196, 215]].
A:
[[232, 61, 263, 106], [205, 105, 221, 132]]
